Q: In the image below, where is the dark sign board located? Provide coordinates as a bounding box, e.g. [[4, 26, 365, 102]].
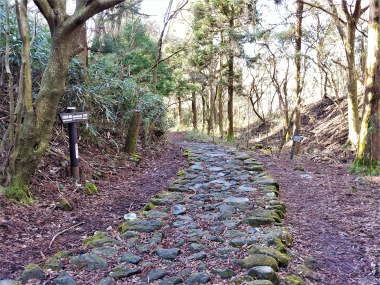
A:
[[59, 112, 89, 124]]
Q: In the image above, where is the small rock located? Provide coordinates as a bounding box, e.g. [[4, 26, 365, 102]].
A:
[[119, 253, 142, 264], [20, 264, 45, 283], [187, 252, 207, 260], [0, 281, 17, 285], [53, 272, 76, 285], [184, 272, 210, 284], [120, 219, 162, 233], [248, 266, 279, 285], [237, 254, 279, 271], [159, 276, 183, 285], [246, 281, 274, 285], [188, 243, 205, 252], [156, 248, 180, 260], [172, 204, 187, 215], [91, 246, 117, 258], [97, 277, 115, 285], [123, 213, 137, 221], [147, 269, 168, 281], [212, 268, 236, 279], [69, 253, 108, 270], [224, 197, 249, 204], [109, 267, 141, 279]]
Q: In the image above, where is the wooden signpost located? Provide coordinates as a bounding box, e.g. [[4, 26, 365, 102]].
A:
[[59, 107, 89, 181]]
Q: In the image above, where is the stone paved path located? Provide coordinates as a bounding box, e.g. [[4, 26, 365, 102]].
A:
[[3, 142, 294, 285]]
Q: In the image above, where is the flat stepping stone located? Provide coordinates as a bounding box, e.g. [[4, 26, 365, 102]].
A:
[[53, 272, 76, 285], [237, 254, 279, 271], [146, 268, 168, 281], [156, 248, 180, 260], [91, 246, 117, 258], [172, 204, 187, 215], [247, 266, 279, 285], [69, 254, 108, 270], [119, 253, 142, 264], [109, 267, 141, 279], [211, 268, 236, 279], [184, 272, 210, 284], [120, 219, 162, 233], [187, 251, 207, 260], [224, 197, 249, 204]]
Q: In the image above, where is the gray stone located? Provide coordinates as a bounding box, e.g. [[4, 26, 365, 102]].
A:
[[189, 243, 205, 252], [229, 236, 258, 247], [246, 281, 274, 285], [188, 252, 207, 260], [224, 230, 246, 238], [121, 219, 162, 233], [120, 231, 138, 239], [209, 236, 224, 243], [184, 273, 210, 284], [209, 166, 224, 172], [20, 264, 45, 282], [69, 254, 108, 270], [247, 266, 279, 285], [237, 185, 257, 192], [159, 276, 183, 285], [144, 210, 170, 218], [175, 238, 186, 247], [119, 253, 142, 264], [53, 272, 76, 285], [224, 197, 249, 204], [156, 248, 180, 260], [136, 244, 150, 253], [147, 269, 168, 281], [149, 232, 163, 247], [109, 267, 141, 279], [91, 246, 117, 258], [172, 204, 187, 215], [0, 281, 17, 285], [237, 254, 279, 271], [211, 268, 236, 279], [97, 277, 115, 285]]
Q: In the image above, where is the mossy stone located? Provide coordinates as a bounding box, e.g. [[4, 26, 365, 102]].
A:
[[57, 197, 73, 211], [211, 268, 236, 279], [248, 246, 290, 267], [247, 266, 279, 285], [69, 253, 108, 270], [53, 272, 76, 285], [237, 254, 279, 271], [284, 275, 304, 285], [246, 281, 274, 285], [20, 264, 45, 283], [44, 251, 70, 271], [84, 182, 98, 195], [83, 231, 117, 247]]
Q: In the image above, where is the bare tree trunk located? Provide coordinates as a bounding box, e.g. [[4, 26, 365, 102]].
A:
[[191, 91, 197, 130], [355, 0, 380, 165], [227, 17, 234, 141], [124, 110, 141, 154], [290, 0, 303, 159], [178, 96, 183, 126], [218, 84, 224, 138]]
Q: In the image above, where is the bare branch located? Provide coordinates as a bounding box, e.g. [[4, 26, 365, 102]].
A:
[[33, 0, 55, 28]]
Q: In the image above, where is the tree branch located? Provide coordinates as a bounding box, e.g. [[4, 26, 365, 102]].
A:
[[301, 0, 346, 25], [33, 0, 55, 28], [61, 0, 125, 36]]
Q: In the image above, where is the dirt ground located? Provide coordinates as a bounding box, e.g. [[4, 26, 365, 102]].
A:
[[0, 133, 186, 279], [256, 151, 380, 285]]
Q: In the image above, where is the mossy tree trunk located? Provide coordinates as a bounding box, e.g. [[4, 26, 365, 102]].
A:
[[124, 110, 142, 154], [0, 0, 124, 201], [355, 0, 380, 165], [177, 96, 183, 126]]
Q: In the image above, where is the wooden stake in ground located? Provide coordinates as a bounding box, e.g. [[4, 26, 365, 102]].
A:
[[124, 110, 142, 154]]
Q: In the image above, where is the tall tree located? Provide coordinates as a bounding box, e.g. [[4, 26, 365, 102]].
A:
[[354, 0, 380, 168], [0, 0, 134, 200]]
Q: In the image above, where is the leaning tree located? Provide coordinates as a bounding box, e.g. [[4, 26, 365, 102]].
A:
[[0, 0, 137, 201]]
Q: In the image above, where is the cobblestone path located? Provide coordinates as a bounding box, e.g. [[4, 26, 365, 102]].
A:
[[4, 142, 293, 285]]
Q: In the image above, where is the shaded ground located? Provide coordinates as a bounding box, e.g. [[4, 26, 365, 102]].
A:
[[256, 151, 380, 285], [0, 133, 186, 279]]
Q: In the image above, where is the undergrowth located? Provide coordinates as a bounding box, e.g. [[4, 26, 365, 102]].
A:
[[350, 160, 380, 176]]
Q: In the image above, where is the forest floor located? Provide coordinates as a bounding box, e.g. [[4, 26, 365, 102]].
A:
[[0, 133, 186, 279], [0, 132, 379, 285]]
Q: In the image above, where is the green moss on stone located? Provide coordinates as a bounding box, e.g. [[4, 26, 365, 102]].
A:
[[20, 264, 45, 282], [143, 202, 155, 211], [237, 254, 279, 271], [284, 274, 304, 285], [5, 179, 35, 203], [84, 182, 98, 195], [83, 231, 115, 248], [248, 246, 290, 267]]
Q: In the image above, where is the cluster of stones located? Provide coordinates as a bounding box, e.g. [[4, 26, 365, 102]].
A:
[[3, 143, 292, 285]]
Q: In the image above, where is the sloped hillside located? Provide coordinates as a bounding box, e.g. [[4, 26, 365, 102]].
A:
[[239, 97, 354, 163]]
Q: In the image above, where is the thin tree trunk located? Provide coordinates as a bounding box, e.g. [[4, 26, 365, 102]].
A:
[[178, 96, 183, 126], [290, 0, 304, 159], [191, 91, 198, 130], [355, 0, 380, 165], [227, 17, 234, 141], [218, 84, 224, 138]]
